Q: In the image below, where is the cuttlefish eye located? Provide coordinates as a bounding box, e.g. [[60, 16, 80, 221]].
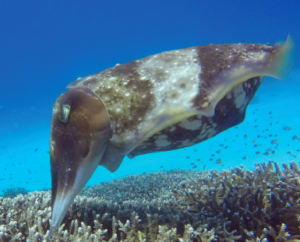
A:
[[59, 104, 71, 123]]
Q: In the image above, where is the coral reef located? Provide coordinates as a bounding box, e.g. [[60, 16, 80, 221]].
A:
[[1, 187, 28, 198], [0, 161, 299, 241]]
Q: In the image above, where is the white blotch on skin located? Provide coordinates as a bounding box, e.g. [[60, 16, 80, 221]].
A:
[[180, 140, 195, 147], [196, 123, 217, 140], [179, 119, 202, 130], [232, 85, 246, 109], [52, 102, 60, 115], [169, 126, 176, 132], [226, 92, 232, 99], [50, 140, 56, 151], [155, 135, 171, 147], [137, 48, 201, 108]]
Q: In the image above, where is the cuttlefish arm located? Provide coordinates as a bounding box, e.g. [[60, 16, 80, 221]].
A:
[[50, 87, 114, 231]]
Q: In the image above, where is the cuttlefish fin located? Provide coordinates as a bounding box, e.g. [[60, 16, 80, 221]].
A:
[[273, 35, 295, 79]]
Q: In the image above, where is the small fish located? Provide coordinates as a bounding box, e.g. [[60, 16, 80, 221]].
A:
[[35, 148, 38, 152], [216, 159, 222, 164], [242, 156, 247, 160], [271, 139, 278, 144], [283, 126, 292, 130], [203, 165, 207, 171], [292, 135, 299, 140], [264, 152, 270, 155], [192, 165, 197, 169], [256, 151, 261, 155], [197, 159, 201, 161], [190, 162, 195, 165]]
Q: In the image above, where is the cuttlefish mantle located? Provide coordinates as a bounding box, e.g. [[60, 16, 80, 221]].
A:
[[49, 36, 295, 231]]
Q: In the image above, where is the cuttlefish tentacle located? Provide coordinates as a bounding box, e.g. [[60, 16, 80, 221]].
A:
[[50, 37, 295, 232]]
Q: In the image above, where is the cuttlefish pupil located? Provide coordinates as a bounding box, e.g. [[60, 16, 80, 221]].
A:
[[59, 104, 71, 123]]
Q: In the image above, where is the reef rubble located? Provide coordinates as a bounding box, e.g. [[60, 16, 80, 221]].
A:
[[0, 161, 299, 241]]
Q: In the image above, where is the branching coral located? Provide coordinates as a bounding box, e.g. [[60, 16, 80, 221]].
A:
[[1, 187, 28, 198], [0, 161, 299, 241]]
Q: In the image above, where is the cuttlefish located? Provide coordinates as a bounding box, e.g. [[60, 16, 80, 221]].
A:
[[50, 37, 295, 230]]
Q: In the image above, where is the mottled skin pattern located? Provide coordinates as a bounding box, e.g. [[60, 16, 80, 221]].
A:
[[193, 44, 276, 110], [68, 43, 281, 156], [130, 77, 263, 157]]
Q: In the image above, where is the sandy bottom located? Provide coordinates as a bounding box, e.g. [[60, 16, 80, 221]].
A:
[[0, 71, 299, 194]]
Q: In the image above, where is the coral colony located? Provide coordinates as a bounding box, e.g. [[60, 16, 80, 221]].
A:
[[0, 161, 299, 241]]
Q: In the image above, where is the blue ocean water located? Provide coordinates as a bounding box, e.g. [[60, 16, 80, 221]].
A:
[[0, 0, 299, 194]]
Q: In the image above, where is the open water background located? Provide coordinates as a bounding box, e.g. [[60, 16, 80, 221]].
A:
[[0, 0, 299, 194]]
